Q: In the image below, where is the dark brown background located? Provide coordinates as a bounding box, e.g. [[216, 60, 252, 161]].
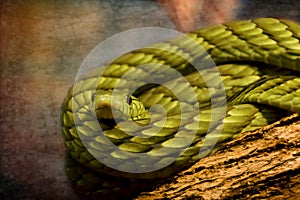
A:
[[1, 0, 299, 199]]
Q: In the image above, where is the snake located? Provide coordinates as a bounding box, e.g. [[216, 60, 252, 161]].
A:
[[61, 18, 300, 199]]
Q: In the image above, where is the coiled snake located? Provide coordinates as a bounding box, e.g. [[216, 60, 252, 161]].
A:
[[61, 18, 300, 199]]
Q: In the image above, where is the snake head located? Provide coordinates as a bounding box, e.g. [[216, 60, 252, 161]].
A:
[[92, 91, 148, 122]]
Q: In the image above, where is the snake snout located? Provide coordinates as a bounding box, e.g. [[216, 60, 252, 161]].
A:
[[94, 94, 129, 120]]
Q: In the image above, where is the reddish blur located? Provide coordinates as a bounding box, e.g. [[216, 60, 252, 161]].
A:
[[158, 0, 240, 31]]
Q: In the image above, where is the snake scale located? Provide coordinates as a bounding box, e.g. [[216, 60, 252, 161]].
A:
[[61, 18, 300, 199]]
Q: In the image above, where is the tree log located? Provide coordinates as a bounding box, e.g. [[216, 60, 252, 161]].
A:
[[136, 114, 300, 200]]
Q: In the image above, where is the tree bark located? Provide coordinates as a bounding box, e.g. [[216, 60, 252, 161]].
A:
[[136, 114, 300, 200]]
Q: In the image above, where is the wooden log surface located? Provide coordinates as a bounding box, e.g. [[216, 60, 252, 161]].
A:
[[136, 114, 300, 200]]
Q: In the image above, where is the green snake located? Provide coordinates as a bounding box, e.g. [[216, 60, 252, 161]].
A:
[[61, 18, 300, 199]]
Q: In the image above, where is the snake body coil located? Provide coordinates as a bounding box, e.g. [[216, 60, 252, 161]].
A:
[[61, 18, 300, 198]]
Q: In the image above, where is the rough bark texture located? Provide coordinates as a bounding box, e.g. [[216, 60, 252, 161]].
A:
[[136, 114, 300, 200]]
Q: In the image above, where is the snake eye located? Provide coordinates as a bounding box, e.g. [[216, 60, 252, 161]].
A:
[[91, 93, 96, 102], [126, 95, 132, 105]]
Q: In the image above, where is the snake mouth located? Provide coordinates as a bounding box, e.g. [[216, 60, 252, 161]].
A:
[[96, 105, 114, 119], [94, 95, 128, 120]]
